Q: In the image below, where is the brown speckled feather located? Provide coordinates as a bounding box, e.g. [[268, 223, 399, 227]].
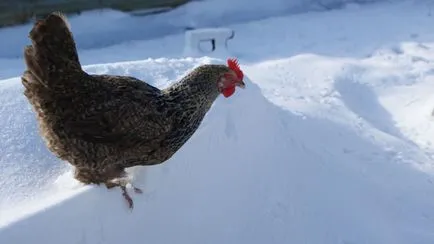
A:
[[21, 12, 236, 188]]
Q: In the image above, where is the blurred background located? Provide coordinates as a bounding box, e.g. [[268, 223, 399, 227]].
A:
[[0, 0, 190, 27]]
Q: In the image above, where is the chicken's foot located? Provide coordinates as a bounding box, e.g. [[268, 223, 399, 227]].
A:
[[105, 177, 143, 209]]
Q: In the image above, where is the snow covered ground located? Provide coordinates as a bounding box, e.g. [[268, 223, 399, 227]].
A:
[[2, 0, 434, 243]]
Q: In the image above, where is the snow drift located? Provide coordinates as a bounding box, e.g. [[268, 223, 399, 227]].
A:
[[1, 57, 434, 244], [0, 0, 408, 60]]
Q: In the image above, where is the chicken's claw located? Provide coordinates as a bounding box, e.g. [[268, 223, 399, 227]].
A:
[[133, 187, 143, 194], [121, 185, 134, 209], [106, 178, 143, 209]]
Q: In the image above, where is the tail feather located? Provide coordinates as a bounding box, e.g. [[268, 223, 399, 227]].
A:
[[23, 45, 48, 87], [23, 12, 82, 89]]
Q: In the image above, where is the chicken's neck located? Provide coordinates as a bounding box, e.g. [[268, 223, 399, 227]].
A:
[[161, 70, 221, 153], [164, 72, 221, 111]]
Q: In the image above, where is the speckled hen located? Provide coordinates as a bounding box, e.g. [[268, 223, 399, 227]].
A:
[[21, 12, 245, 208]]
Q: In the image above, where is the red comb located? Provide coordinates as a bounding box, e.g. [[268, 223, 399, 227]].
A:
[[227, 58, 243, 80]]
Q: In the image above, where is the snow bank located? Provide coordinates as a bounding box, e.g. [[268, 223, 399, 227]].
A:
[[1, 57, 434, 244], [0, 0, 409, 59], [1, 0, 430, 81]]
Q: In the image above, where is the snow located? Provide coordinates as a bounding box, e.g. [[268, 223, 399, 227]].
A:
[[0, 0, 408, 61], [0, 0, 430, 80], [2, 0, 434, 243]]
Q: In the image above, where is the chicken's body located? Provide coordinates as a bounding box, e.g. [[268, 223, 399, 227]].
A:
[[22, 13, 245, 208]]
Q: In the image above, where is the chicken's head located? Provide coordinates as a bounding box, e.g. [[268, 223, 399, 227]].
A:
[[217, 58, 246, 98]]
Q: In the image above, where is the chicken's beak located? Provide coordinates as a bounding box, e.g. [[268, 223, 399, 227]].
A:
[[236, 80, 246, 89]]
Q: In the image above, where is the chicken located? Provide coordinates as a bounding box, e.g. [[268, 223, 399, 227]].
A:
[[21, 12, 245, 208]]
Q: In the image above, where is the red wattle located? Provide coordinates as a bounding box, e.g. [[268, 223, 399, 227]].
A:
[[222, 86, 235, 98]]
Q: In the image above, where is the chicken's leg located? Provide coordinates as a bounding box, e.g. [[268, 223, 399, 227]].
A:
[[105, 177, 143, 209]]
